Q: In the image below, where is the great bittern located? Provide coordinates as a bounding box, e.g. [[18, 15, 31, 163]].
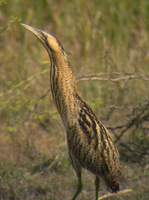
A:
[[22, 24, 121, 200]]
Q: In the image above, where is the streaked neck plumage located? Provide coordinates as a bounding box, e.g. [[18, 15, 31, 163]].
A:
[[48, 49, 77, 126]]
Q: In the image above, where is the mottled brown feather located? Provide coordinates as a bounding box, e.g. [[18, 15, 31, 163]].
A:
[[23, 24, 122, 199]]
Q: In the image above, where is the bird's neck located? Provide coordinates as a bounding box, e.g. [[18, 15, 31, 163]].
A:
[[49, 51, 78, 126]]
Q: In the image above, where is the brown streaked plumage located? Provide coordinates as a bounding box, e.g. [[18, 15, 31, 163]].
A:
[[22, 24, 122, 200]]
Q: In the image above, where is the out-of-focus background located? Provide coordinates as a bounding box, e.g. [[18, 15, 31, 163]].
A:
[[0, 0, 149, 199]]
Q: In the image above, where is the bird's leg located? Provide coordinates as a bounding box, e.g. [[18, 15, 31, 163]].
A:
[[72, 168, 82, 200], [95, 176, 100, 200], [69, 152, 83, 200]]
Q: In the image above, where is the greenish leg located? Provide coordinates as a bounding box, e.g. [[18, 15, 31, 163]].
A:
[[95, 176, 100, 200], [72, 168, 82, 200]]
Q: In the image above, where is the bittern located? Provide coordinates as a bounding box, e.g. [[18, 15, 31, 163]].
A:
[[22, 24, 121, 200]]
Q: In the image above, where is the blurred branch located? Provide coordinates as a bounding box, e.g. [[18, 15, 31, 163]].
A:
[[77, 73, 149, 82], [0, 68, 49, 98], [98, 189, 133, 200], [31, 155, 60, 176], [1, 72, 149, 99], [108, 100, 149, 143], [119, 141, 149, 163]]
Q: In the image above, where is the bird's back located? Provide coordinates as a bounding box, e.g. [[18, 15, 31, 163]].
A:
[[67, 94, 121, 192]]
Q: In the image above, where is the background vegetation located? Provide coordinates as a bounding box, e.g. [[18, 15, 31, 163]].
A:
[[0, 0, 149, 199]]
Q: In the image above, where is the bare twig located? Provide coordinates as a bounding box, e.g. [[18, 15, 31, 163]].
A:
[[77, 74, 149, 82], [107, 100, 149, 143], [1, 72, 149, 99], [98, 189, 133, 200]]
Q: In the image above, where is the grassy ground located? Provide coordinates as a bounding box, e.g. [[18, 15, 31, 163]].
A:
[[0, 0, 149, 199]]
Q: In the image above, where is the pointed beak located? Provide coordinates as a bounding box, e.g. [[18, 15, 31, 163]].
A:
[[21, 23, 45, 42], [21, 23, 63, 53]]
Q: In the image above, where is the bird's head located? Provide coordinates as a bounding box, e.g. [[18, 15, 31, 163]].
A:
[[21, 23, 64, 54]]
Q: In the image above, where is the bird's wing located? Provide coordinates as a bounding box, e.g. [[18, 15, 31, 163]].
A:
[[68, 94, 120, 174]]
